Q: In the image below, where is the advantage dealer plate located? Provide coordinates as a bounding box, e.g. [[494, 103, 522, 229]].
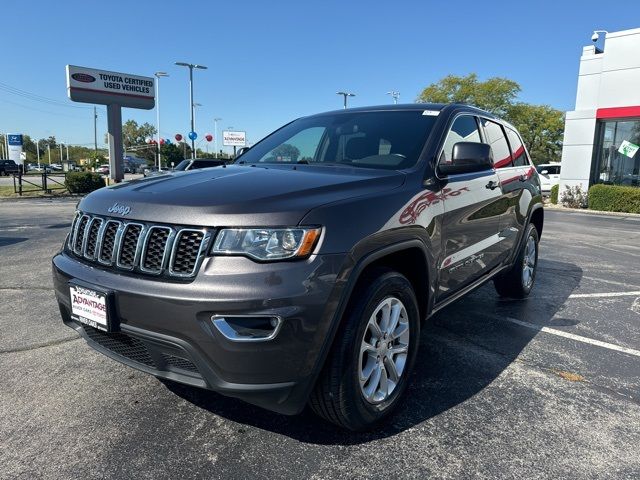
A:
[[69, 283, 113, 332]]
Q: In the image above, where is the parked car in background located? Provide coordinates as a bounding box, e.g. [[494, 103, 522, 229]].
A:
[[0, 159, 20, 176], [96, 164, 110, 175], [145, 159, 226, 177], [536, 163, 561, 194]]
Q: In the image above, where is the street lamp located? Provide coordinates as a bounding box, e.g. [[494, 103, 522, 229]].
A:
[[193, 103, 203, 133], [336, 91, 355, 109], [155, 71, 169, 170], [175, 61, 208, 158], [214, 117, 222, 158], [387, 91, 400, 104]]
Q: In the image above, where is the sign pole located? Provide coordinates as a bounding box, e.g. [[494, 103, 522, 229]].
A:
[[107, 104, 124, 182]]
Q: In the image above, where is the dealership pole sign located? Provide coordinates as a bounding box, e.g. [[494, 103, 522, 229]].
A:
[[7, 134, 23, 165], [66, 65, 155, 181]]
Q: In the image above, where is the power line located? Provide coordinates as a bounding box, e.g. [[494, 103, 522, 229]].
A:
[[0, 81, 92, 110], [0, 97, 90, 119]]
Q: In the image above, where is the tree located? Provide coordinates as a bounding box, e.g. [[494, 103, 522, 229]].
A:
[[160, 143, 185, 167], [506, 103, 565, 165], [268, 144, 300, 162], [417, 73, 564, 163], [417, 73, 521, 118]]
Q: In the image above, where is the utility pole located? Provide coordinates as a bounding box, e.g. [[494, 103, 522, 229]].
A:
[[59, 144, 63, 164], [36, 139, 40, 167], [93, 106, 98, 154], [47, 144, 51, 165]]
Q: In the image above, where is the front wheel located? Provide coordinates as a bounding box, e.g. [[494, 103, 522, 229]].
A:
[[494, 223, 539, 298], [309, 269, 420, 430]]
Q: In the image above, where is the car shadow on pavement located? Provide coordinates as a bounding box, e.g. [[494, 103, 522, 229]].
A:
[[164, 258, 582, 445], [0, 237, 29, 247]]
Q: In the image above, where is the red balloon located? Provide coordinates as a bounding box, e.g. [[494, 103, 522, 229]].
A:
[[175, 134, 183, 141], [160, 139, 165, 145], [147, 138, 152, 144], [205, 134, 213, 142]]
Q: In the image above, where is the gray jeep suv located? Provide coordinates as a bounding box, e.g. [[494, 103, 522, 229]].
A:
[[53, 104, 543, 430]]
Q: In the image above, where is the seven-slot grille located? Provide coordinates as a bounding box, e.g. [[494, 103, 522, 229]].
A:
[[67, 212, 209, 278]]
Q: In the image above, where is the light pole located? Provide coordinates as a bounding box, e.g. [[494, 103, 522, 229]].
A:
[[336, 91, 355, 109], [175, 62, 208, 158], [35, 139, 40, 167], [155, 71, 169, 170], [387, 91, 400, 104], [214, 117, 222, 158], [47, 144, 51, 165], [59, 144, 63, 164], [193, 103, 203, 133]]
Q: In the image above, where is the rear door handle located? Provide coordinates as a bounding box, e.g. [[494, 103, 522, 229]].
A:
[[518, 174, 527, 182], [485, 180, 500, 190]]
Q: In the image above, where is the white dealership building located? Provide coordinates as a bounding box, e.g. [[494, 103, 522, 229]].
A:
[[559, 27, 640, 190]]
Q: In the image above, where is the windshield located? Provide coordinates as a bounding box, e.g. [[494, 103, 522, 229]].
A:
[[236, 110, 438, 170], [174, 160, 190, 171]]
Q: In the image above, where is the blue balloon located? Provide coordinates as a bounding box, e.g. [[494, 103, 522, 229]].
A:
[[188, 131, 197, 140], [165, 138, 171, 144]]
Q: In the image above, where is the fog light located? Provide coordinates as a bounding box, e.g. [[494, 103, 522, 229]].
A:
[[211, 315, 282, 342]]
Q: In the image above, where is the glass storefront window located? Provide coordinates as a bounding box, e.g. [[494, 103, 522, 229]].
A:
[[594, 119, 640, 187]]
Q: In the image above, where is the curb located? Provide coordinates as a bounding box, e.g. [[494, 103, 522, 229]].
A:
[[0, 194, 81, 202], [544, 204, 640, 218]]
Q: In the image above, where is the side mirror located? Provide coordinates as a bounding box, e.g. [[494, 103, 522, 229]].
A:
[[438, 142, 494, 176], [540, 170, 549, 175], [236, 146, 251, 157]]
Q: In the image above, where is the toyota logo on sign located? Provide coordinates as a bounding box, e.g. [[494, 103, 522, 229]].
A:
[[71, 73, 96, 83]]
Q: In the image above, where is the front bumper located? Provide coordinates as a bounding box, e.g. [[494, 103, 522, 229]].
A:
[[53, 250, 348, 414]]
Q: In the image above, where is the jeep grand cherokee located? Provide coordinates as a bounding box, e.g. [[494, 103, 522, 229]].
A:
[[53, 104, 543, 430]]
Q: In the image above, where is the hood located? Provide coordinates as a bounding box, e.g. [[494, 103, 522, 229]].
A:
[[79, 164, 406, 227]]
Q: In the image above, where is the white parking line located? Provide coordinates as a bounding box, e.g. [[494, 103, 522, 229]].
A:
[[503, 317, 640, 357], [568, 291, 640, 298]]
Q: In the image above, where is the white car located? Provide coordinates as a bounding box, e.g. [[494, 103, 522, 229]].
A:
[[96, 164, 110, 175], [536, 163, 561, 193]]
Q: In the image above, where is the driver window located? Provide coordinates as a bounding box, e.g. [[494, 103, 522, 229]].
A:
[[440, 116, 481, 164]]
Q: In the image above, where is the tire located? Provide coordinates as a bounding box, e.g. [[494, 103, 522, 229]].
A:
[[309, 268, 420, 430], [493, 223, 539, 298]]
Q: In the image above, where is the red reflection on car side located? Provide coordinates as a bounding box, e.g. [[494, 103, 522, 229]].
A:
[[400, 186, 470, 224]]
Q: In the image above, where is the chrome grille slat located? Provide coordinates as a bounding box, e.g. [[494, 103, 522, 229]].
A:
[[67, 213, 208, 279]]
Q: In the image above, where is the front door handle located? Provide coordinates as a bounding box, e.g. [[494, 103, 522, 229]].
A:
[[486, 180, 500, 190]]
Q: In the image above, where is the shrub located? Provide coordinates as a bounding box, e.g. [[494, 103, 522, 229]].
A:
[[550, 184, 559, 204], [588, 184, 640, 213], [560, 184, 588, 208], [65, 172, 105, 194]]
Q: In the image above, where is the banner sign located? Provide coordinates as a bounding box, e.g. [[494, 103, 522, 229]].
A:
[[222, 131, 246, 147], [66, 65, 155, 109]]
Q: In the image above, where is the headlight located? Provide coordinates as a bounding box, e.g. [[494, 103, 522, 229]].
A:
[[211, 227, 321, 261]]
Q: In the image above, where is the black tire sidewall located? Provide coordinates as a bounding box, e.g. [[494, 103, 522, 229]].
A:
[[341, 271, 420, 428]]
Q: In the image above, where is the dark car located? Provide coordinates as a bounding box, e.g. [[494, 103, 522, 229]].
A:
[[146, 158, 226, 177], [53, 104, 543, 430], [0, 159, 20, 176]]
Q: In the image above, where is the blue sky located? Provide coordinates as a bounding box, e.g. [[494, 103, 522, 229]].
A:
[[1, 0, 637, 152]]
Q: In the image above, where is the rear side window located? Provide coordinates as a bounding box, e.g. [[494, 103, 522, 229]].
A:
[[482, 120, 512, 169], [506, 128, 529, 167], [440, 115, 482, 164]]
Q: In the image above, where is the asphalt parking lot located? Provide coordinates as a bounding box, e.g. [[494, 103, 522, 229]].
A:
[[1, 199, 639, 479]]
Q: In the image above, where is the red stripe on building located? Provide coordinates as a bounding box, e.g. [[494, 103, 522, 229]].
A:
[[596, 106, 640, 119], [69, 86, 153, 100]]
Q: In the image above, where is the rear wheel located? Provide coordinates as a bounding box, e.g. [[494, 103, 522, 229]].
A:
[[309, 269, 420, 430], [494, 223, 539, 298]]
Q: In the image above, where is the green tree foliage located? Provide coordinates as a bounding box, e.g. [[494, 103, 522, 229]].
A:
[[417, 74, 520, 117], [506, 103, 565, 165], [161, 143, 186, 166], [417, 74, 564, 164]]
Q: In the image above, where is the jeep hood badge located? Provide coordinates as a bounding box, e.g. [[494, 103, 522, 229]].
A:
[[107, 202, 131, 216]]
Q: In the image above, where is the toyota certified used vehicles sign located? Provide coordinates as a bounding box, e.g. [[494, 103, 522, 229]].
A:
[[66, 65, 155, 110]]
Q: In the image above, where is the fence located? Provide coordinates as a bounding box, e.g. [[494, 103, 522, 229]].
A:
[[12, 172, 68, 196]]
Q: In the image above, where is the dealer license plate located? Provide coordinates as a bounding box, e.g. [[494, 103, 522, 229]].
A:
[[69, 284, 110, 331]]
